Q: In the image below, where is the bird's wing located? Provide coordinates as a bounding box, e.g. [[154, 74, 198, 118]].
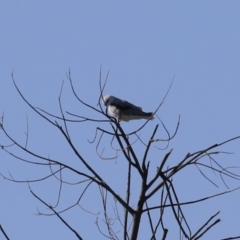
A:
[[111, 97, 142, 111]]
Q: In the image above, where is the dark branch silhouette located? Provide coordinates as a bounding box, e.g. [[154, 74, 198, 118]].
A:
[[0, 70, 240, 239]]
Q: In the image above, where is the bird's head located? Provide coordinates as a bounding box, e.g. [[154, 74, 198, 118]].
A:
[[103, 95, 112, 106]]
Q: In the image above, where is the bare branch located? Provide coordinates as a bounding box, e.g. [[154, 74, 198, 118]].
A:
[[143, 186, 240, 212], [142, 124, 159, 172], [29, 185, 83, 240], [0, 224, 10, 240], [1, 71, 239, 240], [192, 211, 220, 239]]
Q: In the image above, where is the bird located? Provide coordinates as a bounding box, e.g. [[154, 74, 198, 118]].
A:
[[103, 95, 154, 122]]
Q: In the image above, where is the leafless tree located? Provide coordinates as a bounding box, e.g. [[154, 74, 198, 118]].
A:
[[0, 70, 240, 240]]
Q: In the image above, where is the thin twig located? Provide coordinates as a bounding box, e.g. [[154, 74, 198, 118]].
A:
[[30, 186, 83, 240], [0, 224, 10, 240]]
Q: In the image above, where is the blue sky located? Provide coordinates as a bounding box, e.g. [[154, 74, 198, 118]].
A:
[[1, 1, 240, 239]]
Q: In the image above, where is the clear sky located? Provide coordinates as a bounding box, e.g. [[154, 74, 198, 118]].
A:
[[1, 1, 240, 239]]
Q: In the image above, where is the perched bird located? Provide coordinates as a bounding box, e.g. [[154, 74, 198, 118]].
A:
[[103, 95, 154, 122]]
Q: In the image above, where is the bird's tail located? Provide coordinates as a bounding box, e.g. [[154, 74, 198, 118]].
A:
[[143, 112, 154, 120]]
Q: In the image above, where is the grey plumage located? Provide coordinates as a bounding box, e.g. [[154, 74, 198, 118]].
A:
[[103, 95, 154, 122]]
